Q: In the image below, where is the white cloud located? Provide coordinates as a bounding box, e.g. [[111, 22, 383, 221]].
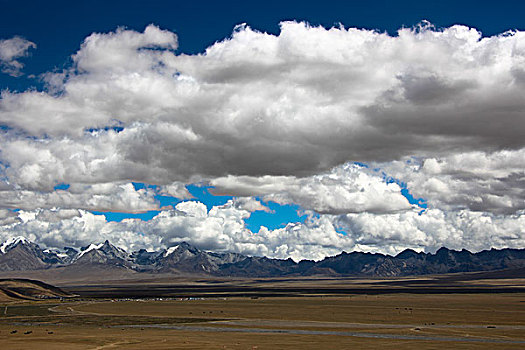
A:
[[0, 201, 525, 261], [158, 182, 194, 200], [1, 200, 523, 261], [0, 23, 524, 258], [374, 149, 525, 214], [0, 209, 20, 226], [0, 201, 350, 260], [0, 182, 159, 212], [211, 163, 413, 214], [174, 201, 208, 217], [232, 197, 271, 213], [2, 23, 525, 183], [0, 36, 36, 76], [338, 208, 525, 255]]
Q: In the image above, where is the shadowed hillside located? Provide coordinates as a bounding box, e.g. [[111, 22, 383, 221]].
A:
[[0, 279, 74, 302]]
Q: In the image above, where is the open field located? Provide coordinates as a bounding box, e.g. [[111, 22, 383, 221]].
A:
[[0, 274, 524, 349], [59, 274, 525, 301], [1, 288, 525, 349]]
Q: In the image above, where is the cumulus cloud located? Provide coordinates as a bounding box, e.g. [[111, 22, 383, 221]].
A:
[[211, 163, 413, 214], [0, 22, 524, 259], [0, 181, 160, 212], [0, 36, 36, 76], [337, 208, 525, 255], [158, 182, 194, 200], [0, 201, 523, 261], [232, 197, 271, 213], [2, 23, 525, 183], [0, 200, 348, 261], [374, 149, 525, 214], [0, 209, 20, 226]]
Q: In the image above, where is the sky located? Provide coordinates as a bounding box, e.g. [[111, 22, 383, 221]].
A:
[[0, 0, 524, 261]]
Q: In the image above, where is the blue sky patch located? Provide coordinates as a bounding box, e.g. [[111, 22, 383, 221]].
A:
[[187, 184, 233, 210], [244, 200, 307, 232], [53, 183, 70, 190], [156, 195, 183, 209], [93, 210, 160, 222]]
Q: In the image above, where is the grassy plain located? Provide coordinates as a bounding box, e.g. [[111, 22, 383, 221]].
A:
[[0, 293, 524, 349], [0, 273, 524, 349]]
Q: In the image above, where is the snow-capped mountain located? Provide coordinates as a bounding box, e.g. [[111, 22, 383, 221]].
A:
[[0, 237, 246, 274], [0, 236, 52, 271], [0, 236, 30, 254], [0, 236, 524, 278], [154, 241, 245, 273], [74, 240, 130, 266]]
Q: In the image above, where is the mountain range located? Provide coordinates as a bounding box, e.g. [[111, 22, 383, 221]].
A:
[[0, 236, 524, 278]]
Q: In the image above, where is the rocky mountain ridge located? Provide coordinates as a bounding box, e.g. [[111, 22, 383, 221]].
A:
[[0, 236, 524, 277]]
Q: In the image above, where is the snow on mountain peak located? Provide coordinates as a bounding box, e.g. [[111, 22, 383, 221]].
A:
[[0, 236, 29, 253], [77, 243, 104, 259], [164, 245, 179, 257]]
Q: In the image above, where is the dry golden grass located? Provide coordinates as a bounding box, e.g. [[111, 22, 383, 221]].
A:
[[71, 294, 525, 326], [3, 324, 524, 350], [1, 293, 524, 349], [0, 279, 71, 301], [0, 291, 14, 303]]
